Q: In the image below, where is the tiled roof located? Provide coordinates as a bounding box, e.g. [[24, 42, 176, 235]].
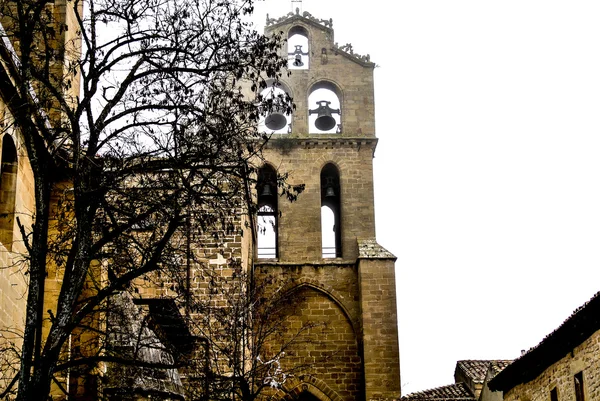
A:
[[489, 291, 600, 392], [489, 360, 513, 376], [456, 360, 513, 383], [402, 383, 474, 401], [357, 239, 396, 259]]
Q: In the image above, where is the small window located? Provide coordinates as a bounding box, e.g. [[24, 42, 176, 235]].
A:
[[550, 387, 558, 401], [0, 135, 17, 251], [574, 372, 584, 401]]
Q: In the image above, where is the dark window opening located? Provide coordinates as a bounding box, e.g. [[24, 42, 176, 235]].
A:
[[321, 163, 341, 258], [550, 387, 558, 401], [257, 166, 278, 258], [0, 135, 17, 251], [574, 372, 584, 401]]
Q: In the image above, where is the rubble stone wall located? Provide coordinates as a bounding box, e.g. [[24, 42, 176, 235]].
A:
[[503, 329, 600, 401]]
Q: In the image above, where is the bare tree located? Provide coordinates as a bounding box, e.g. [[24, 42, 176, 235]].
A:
[[179, 268, 325, 401], [0, 0, 299, 399]]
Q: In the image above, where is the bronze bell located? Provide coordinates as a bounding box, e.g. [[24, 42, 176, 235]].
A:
[[288, 45, 308, 67], [261, 183, 273, 197], [293, 54, 304, 67], [309, 100, 341, 131], [264, 106, 287, 131], [323, 176, 336, 197]]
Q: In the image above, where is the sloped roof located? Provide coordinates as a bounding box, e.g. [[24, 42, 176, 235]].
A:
[[455, 360, 513, 384], [402, 383, 475, 401], [489, 291, 600, 392]]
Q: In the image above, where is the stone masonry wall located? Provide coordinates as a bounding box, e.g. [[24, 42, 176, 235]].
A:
[[0, 103, 36, 389], [503, 328, 600, 401], [255, 262, 362, 401], [358, 256, 401, 401], [262, 139, 376, 262]]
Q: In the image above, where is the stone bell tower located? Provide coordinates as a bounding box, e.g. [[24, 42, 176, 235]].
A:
[[253, 8, 401, 401]]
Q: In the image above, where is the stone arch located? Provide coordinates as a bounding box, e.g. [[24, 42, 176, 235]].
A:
[[272, 375, 344, 401], [263, 78, 294, 100], [306, 78, 345, 103], [280, 280, 360, 341], [313, 156, 349, 181], [307, 80, 343, 134]]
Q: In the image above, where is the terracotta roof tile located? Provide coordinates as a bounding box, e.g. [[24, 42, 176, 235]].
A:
[[402, 383, 474, 401], [456, 360, 513, 383]]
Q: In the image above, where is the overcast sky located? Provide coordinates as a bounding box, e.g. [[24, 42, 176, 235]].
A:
[[251, 0, 600, 395]]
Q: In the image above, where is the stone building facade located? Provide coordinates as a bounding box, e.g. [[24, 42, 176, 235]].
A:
[[0, 4, 401, 401], [487, 292, 600, 401]]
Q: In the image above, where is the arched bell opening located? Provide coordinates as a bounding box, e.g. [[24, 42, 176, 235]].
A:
[[308, 82, 342, 134], [0, 134, 17, 251], [256, 165, 278, 259], [257, 81, 293, 134], [288, 26, 309, 70], [321, 164, 341, 258]]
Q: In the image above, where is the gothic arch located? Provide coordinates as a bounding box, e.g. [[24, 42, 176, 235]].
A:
[[306, 78, 344, 103], [263, 78, 294, 99], [280, 281, 359, 339]]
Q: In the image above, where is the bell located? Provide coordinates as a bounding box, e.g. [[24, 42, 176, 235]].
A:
[[309, 100, 341, 131], [325, 186, 335, 197], [264, 110, 287, 130], [293, 54, 304, 67], [288, 45, 309, 67], [261, 184, 273, 197]]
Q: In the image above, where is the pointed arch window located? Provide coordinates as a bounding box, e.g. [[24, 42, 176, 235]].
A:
[[257, 166, 278, 259], [0, 135, 17, 251], [321, 164, 341, 258]]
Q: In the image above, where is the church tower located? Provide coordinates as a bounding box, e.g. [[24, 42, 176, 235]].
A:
[[253, 8, 401, 401]]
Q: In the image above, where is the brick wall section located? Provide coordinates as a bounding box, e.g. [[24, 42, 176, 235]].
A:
[[502, 328, 600, 401], [358, 241, 401, 401]]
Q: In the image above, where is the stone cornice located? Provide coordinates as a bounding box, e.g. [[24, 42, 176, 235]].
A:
[[265, 136, 378, 154]]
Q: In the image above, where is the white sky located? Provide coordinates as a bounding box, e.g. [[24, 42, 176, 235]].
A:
[[252, 0, 600, 395]]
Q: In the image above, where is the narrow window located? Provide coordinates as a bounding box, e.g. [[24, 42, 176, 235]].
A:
[[321, 164, 341, 258], [257, 166, 278, 258], [574, 372, 584, 401], [0, 135, 17, 251], [550, 387, 558, 401]]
